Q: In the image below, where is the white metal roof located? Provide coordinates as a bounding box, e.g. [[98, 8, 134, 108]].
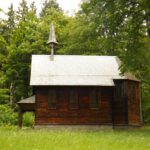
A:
[[30, 55, 138, 86]]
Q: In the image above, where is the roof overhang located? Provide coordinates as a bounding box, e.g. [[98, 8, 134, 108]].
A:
[[30, 76, 115, 86]]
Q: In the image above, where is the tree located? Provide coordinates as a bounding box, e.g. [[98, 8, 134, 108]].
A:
[[6, 3, 15, 44], [0, 20, 10, 104], [40, 0, 62, 17], [0, 36, 9, 104], [30, 1, 37, 14], [61, 14, 105, 55], [17, 0, 28, 21], [4, 0, 38, 105]]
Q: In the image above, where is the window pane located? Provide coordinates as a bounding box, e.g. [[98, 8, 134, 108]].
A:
[[90, 89, 100, 108], [48, 89, 57, 109], [69, 89, 78, 109]]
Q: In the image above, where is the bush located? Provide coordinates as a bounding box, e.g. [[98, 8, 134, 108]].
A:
[[23, 112, 34, 127], [0, 105, 17, 125], [0, 89, 10, 104], [0, 105, 34, 127]]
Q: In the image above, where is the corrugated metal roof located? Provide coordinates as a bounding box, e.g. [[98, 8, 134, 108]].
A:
[[30, 55, 139, 86]]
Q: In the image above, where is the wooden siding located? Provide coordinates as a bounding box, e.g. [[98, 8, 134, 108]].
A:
[[35, 86, 113, 125], [127, 81, 141, 126], [113, 80, 142, 126], [113, 80, 128, 125]]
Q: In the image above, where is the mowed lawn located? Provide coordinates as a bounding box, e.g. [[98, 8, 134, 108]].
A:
[[0, 126, 150, 150]]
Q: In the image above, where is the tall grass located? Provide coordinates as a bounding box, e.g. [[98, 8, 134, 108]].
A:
[[0, 126, 150, 150]]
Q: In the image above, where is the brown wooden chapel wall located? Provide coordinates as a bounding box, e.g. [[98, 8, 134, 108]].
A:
[[127, 81, 142, 126], [113, 80, 128, 125], [34, 86, 113, 125], [113, 80, 142, 126]]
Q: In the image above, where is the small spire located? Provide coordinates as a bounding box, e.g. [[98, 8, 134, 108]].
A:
[[47, 22, 58, 45], [47, 22, 57, 60]]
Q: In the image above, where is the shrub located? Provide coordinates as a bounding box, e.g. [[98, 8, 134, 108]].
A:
[[23, 112, 34, 127], [0, 89, 10, 104], [142, 83, 150, 124], [0, 105, 17, 125]]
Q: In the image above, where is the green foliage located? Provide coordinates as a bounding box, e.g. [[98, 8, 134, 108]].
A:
[[17, 0, 28, 21], [142, 83, 150, 124], [5, 3, 15, 44], [61, 15, 103, 55], [0, 22, 10, 105], [23, 112, 34, 127], [40, 0, 62, 17], [0, 105, 17, 125], [0, 105, 34, 127], [0, 89, 9, 104]]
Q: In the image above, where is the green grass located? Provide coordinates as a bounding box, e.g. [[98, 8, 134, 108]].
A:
[[0, 126, 150, 150]]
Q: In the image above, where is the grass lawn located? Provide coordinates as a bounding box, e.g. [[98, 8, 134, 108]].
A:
[[0, 126, 150, 150]]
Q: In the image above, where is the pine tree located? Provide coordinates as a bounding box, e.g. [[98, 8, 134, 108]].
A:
[[17, 0, 28, 21], [0, 20, 10, 104], [30, 1, 37, 14], [6, 3, 15, 44], [40, 0, 62, 17]]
